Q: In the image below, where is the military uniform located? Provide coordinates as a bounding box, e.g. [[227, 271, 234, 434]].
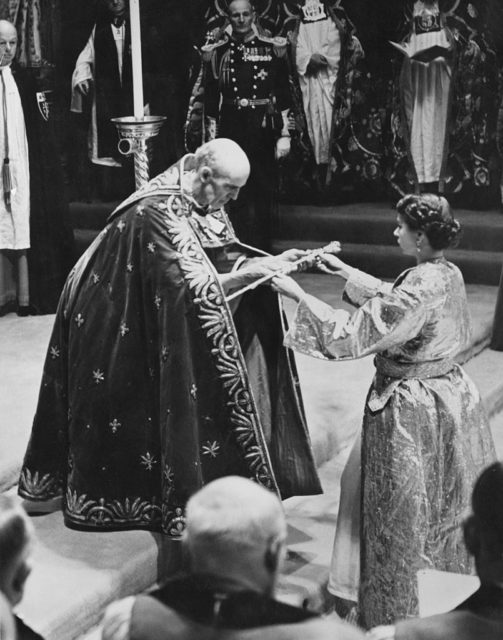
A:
[[202, 30, 291, 250]]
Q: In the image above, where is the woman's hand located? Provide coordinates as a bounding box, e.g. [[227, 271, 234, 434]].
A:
[[319, 253, 352, 279], [271, 274, 306, 302]]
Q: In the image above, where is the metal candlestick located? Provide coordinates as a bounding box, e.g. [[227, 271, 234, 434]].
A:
[[111, 115, 166, 189]]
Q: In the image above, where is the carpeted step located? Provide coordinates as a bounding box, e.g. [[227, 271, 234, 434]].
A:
[[0, 277, 498, 494], [69, 202, 120, 231], [273, 240, 503, 285], [276, 203, 503, 253], [70, 201, 120, 260]]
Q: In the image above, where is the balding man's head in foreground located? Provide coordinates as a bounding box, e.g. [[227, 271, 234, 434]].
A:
[[184, 476, 286, 597], [192, 138, 250, 209]]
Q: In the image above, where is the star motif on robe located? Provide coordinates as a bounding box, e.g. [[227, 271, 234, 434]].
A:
[[202, 441, 220, 458], [93, 369, 105, 384], [109, 418, 121, 434], [50, 345, 60, 359], [256, 69, 268, 80], [126, 263, 134, 273], [140, 452, 157, 471], [74, 313, 85, 328], [120, 323, 130, 337], [190, 384, 197, 400], [116, 220, 126, 232], [91, 272, 101, 285], [147, 242, 156, 253], [163, 464, 174, 484]]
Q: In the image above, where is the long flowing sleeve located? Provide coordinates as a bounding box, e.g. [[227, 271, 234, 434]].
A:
[[284, 270, 428, 361], [70, 28, 95, 113]]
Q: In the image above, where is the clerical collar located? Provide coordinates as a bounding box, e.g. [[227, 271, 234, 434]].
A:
[[301, 0, 328, 23], [111, 16, 126, 27]]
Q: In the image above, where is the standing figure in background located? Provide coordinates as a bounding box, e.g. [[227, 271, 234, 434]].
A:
[[0, 9, 74, 316], [280, 0, 386, 201], [272, 193, 496, 627], [70, 0, 142, 201], [0, 19, 31, 315], [387, 0, 499, 208], [194, 0, 292, 251]]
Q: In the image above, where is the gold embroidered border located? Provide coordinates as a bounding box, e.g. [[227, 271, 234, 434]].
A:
[[159, 196, 279, 495]]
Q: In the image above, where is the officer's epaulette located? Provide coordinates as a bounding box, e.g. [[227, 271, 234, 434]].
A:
[[256, 33, 288, 57], [201, 32, 229, 62]]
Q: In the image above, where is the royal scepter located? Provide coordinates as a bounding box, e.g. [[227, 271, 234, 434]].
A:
[[225, 241, 341, 303]]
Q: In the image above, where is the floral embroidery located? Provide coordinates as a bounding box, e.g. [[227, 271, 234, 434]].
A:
[[202, 440, 220, 458], [74, 313, 85, 328], [65, 488, 161, 528], [147, 242, 156, 253], [190, 384, 197, 399], [140, 452, 157, 471], [119, 323, 130, 337], [154, 294, 161, 309], [50, 345, 60, 359], [161, 345, 169, 361], [126, 263, 134, 273], [116, 220, 126, 232], [136, 205, 145, 216], [18, 468, 62, 499], [93, 369, 105, 384], [109, 418, 121, 434], [91, 272, 100, 285]]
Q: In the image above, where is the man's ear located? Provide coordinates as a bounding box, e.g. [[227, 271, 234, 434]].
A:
[[463, 515, 480, 556], [264, 536, 284, 575], [199, 166, 213, 184]]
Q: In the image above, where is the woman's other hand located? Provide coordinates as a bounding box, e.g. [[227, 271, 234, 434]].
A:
[[271, 274, 306, 302]]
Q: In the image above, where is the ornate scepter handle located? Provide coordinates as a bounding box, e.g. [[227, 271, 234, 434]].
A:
[[224, 241, 341, 303]]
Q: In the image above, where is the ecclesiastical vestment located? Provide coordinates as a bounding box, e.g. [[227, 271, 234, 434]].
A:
[[282, 0, 385, 199], [18, 156, 321, 534], [387, 0, 499, 207], [284, 259, 495, 627]]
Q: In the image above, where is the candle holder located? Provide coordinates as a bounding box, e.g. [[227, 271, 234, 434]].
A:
[[111, 115, 167, 189]]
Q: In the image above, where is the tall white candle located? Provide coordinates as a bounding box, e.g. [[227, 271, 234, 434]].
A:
[[129, 0, 144, 118]]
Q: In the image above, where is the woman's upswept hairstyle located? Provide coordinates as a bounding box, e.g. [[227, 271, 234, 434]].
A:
[[396, 193, 462, 250]]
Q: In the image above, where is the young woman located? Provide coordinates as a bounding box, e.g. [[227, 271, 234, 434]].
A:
[[271, 193, 496, 627]]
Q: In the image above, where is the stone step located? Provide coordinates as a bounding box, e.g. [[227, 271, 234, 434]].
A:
[[273, 240, 503, 285]]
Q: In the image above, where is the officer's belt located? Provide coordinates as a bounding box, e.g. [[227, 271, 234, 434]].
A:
[[222, 98, 271, 108]]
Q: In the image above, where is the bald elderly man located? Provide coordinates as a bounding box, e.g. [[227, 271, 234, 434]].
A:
[[19, 138, 322, 535], [102, 477, 364, 640]]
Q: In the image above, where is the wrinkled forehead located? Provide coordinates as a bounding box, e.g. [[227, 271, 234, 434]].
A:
[[228, 0, 254, 14], [0, 23, 17, 40]]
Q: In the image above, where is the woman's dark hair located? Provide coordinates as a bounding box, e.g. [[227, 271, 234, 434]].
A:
[[396, 193, 462, 250]]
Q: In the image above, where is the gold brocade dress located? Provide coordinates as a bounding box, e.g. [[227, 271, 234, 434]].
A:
[[284, 259, 496, 627]]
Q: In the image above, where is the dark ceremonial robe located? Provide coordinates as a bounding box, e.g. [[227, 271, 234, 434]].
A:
[[12, 64, 74, 314], [189, 29, 292, 251], [280, 0, 386, 201], [15, 615, 45, 640], [18, 156, 321, 534], [387, 0, 499, 207], [128, 573, 317, 640], [392, 584, 503, 639], [93, 14, 134, 162]]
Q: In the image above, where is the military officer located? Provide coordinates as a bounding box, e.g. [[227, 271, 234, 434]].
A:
[[201, 0, 292, 251]]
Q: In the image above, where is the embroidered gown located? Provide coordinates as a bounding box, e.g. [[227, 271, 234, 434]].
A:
[[284, 259, 495, 627]]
